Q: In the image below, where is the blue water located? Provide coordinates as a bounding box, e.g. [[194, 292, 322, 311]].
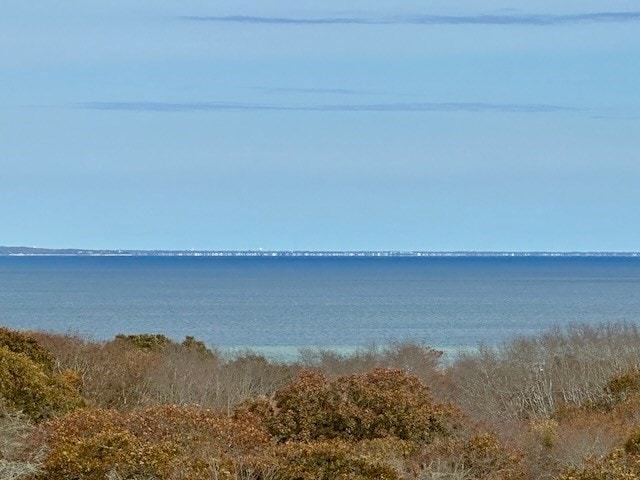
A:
[[1, 256, 639, 358]]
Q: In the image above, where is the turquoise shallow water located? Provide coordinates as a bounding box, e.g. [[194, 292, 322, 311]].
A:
[[1, 256, 639, 360]]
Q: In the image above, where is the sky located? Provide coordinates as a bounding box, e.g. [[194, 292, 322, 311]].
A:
[[2, 0, 639, 251]]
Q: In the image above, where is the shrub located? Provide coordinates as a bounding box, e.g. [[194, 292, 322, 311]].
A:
[[27, 331, 95, 378], [114, 333, 172, 351], [458, 433, 524, 480], [555, 448, 640, 480], [0, 346, 85, 421], [43, 409, 176, 480], [42, 404, 273, 480], [510, 402, 635, 480], [181, 335, 213, 356], [605, 369, 640, 407], [448, 323, 640, 423], [215, 353, 297, 413], [271, 440, 401, 480], [27, 332, 162, 409], [142, 342, 222, 407], [401, 433, 525, 480], [297, 341, 446, 395], [32, 332, 296, 412], [250, 368, 459, 444], [0, 327, 55, 372], [143, 346, 295, 411], [75, 339, 161, 409]]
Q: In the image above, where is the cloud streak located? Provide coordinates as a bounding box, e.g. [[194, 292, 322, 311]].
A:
[[181, 11, 640, 26], [254, 87, 370, 95], [76, 101, 577, 114]]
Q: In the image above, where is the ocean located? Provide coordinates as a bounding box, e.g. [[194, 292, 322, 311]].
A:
[[1, 256, 639, 360]]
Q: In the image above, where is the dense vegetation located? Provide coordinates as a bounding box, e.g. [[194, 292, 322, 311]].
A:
[[3, 323, 640, 478]]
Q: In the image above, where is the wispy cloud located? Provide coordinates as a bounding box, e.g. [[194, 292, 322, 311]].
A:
[[181, 11, 640, 27], [254, 87, 369, 95], [76, 101, 577, 114], [591, 114, 640, 121]]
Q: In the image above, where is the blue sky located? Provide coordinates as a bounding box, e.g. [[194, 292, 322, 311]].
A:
[[2, 0, 639, 251]]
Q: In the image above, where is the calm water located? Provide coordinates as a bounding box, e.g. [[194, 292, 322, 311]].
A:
[[1, 256, 639, 359]]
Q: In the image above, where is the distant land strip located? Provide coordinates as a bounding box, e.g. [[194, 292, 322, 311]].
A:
[[0, 247, 638, 257]]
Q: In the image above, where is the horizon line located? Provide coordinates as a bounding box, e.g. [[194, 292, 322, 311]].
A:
[[1, 246, 639, 257]]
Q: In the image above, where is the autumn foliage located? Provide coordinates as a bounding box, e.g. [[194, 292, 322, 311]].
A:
[[0, 329, 84, 421], [250, 368, 456, 443], [43, 405, 271, 480], [5, 324, 640, 479]]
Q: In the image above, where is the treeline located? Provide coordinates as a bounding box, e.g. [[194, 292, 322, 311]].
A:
[[4, 324, 640, 478]]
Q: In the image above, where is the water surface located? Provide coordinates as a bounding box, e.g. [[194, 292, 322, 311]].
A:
[[1, 256, 639, 359]]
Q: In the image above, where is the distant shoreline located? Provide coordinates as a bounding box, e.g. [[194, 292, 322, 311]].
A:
[[1, 246, 639, 257]]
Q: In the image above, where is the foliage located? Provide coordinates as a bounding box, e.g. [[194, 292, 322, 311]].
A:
[[0, 327, 55, 372], [31, 331, 295, 412], [76, 338, 162, 409], [250, 368, 459, 444], [11, 325, 640, 479], [555, 448, 640, 480], [269, 440, 401, 480], [114, 333, 172, 351], [623, 429, 640, 456], [180, 335, 214, 356], [457, 433, 524, 479], [402, 433, 525, 480], [42, 404, 272, 480], [605, 369, 640, 407], [0, 346, 85, 421]]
